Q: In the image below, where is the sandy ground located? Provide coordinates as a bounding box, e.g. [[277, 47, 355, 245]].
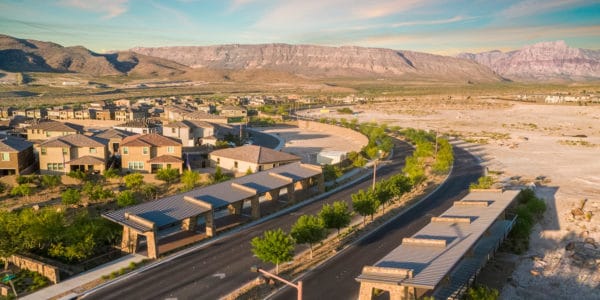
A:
[[304, 101, 600, 299]]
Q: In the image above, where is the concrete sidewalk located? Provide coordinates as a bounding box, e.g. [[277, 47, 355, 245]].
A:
[[20, 254, 145, 300]]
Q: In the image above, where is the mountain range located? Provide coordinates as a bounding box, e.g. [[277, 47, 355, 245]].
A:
[[458, 41, 600, 81], [1, 34, 599, 83]]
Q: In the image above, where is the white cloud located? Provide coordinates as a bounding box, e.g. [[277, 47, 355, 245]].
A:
[[60, 0, 128, 19]]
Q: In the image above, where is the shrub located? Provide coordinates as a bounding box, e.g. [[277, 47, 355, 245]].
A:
[[61, 188, 81, 205], [466, 285, 499, 300], [470, 176, 494, 190], [10, 184, 32, 197], [124, 173, 144, 190], [181, 170, 200, 191], [117, 190, 137, 207], [67, 170, 88, 182], [155, 168, 180, 184], [41, 175, 62, 190], [104, 168, 120, 179]]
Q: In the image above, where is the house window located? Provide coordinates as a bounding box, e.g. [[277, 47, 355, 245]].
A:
[[89, 147, 96, 154], [216, 158, 220, 165], [143, 147, 149, 155], [171, 128, 176, 134], [46, 132, 50, 137], [1, 153, 9, 161], [128, 161, 144, 170], [234, 161, 238, 168], [62, 148, 68, 155], [47, 163, 64, 171], [167, 146, 174, 153], [41, 147, 47, 155], [123, 147, 129, 155]]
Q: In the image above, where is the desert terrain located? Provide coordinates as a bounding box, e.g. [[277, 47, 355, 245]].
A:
[[305, 99, 600, 299]]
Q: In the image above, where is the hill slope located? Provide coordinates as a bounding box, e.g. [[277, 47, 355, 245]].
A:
[[458, 41, 600, 81], [131, 44, 502, 83], [0, 34, 189, 77]]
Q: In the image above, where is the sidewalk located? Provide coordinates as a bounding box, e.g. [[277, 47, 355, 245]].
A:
[[20, 254, 145, 300]]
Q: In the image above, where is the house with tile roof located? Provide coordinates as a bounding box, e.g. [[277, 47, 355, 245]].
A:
[[0, 136, 35, 176], [163, 120, 215, 147], [210, 145, 301, 174], [38, 134, 109, 174], [93, 128, 137, 157], [26, 120, 83, 141], [120, 133, 183, 174]]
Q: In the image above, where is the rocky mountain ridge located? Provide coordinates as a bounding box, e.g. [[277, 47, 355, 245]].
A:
[[458, 41, 600, 81], [131, 44, 502, 82]]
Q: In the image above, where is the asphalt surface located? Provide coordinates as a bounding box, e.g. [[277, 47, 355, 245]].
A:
[[273, 145, 483, 300], [83, 139, 413, 300]]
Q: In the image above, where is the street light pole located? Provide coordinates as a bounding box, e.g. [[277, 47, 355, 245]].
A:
[[251, 266, 302, 300], [372, 159, 377, 190]]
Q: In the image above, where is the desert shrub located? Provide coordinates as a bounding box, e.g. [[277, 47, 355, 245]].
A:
[[117, 190, 137, 207]]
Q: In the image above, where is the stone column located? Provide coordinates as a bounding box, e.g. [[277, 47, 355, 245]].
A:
[[357, 283, 374, 300], [265, 188, 280, 201], [317, 174, 325, 193], [228, 201, 243, 215], [145, 230, 158, 259], [286, 183, 295, 203], [181, 215, 199, 231], [250, 195, 260, 219], [205, 212, 216, 237], [120, 227, 139, 253]]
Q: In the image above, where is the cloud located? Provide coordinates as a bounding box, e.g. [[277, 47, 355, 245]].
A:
[[391, 15, 477, 28], [500, 0, 590, 18], [60, 0, 128, 18], [228, 0, 259, 11]]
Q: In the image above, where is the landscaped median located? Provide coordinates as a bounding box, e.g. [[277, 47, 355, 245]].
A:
[[225, 126, 455, 300]]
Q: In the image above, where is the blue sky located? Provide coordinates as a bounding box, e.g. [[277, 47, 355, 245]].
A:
[[1, 0, 599, 55]]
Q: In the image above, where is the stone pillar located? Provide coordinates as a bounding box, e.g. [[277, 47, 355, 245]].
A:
[[228, 202, 244, 215], [286, 183, 295, 203], [181, 215, 198, 231], [205, 212, 216, 237], [250, 195, 260, 219], [145, 230, 158, 259], [317, 174, 325, 193], [358, 283, 374, 300], [121, 227, 139, 253], [265, 188, 280, 201]]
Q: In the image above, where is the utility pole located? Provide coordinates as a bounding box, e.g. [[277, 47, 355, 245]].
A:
[[251, 266, 302, 300]]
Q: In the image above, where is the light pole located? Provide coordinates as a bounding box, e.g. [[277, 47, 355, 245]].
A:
[[251, 265, 302, 300], [372, 150, 383, 190]]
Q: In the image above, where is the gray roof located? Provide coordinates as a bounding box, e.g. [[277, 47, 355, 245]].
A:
[[0, 136, 33, 152], [211, 145, 301, 165], [357, 190, 520, 290], [103, 162, 321, 232]]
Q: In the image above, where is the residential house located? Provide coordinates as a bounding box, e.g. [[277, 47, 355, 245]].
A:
[[162, 105, 194, 121], [114, 99, 131, 108], [74, 109, 92, 120], [210, 145, 301, 173], [94, 108, 114, 120], [12, 109, 27, 117], [0, 136, 35, 175], [38, 134, 108, 174], [218, 105, 247, 117], [120, 133, 183, 174], [89, 101, 106, 109], [26, 121, 83, 141], [47, 107, 62, 120], [115, 108, 147, 122], [163, 120, 215, 147], [182, 111, 229, 124], [113, 120, 161, 135], [59, 108, 75, 120], [0, 107, 14, 119], [93, 128, 136, 157], [26, 108, 47, 119]]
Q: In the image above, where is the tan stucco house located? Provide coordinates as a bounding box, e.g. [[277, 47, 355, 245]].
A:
[[38, 134, 108, 174], [120, 133, 183, 174], [0, 136, 35, 176], [210, 145, 301, 174]]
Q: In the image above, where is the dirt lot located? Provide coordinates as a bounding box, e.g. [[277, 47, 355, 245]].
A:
[[304, 100, 600, 299]]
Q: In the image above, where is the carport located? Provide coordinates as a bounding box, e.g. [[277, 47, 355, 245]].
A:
[[103, 162, 323, 259]]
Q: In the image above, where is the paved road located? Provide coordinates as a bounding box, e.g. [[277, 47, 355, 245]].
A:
[[84, 139, 413, 300], [273, 145, 483, 300]]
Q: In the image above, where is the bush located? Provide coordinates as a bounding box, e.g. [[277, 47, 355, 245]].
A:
[[16, 175, 37, 185], [10, 184, 32, 197], [117, 190, 137, 207], [61, 188, 81, 205], [466, 285, 499, 300], [104, 168, 120, 179], [67, 170, 88, 182], [124, 173, 144, 190], [181, 170, 200, 191], [155, 168, 180, 184], [41, 174, 62, 190], [323, 164, 343, 182], [337, 107, 354, 114], [470, 176, 495, 189]]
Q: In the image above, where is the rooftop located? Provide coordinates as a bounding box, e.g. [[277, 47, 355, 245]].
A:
[[211, 145, 301, 165], [93, 128, 137, 140], [121, 133, 181, 147], [0, 136, 33, 152], [356, 190, 520, 290], [27, 121, 82, 132], [40, 134, 107, 148]]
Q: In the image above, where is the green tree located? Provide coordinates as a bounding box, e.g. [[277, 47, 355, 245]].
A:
[[245, 167, 253, 175], [403, 155, 425, 185], [0, 211, 22, 269], [11, 184, 32, 198], [250, 228, 295, 274], [387, 174, 412, 198], [103, 168, 121, 180], [323, 164, 342, 182], [181, 170, 200, 191], [61, 188, 81, 205], [41, 175, 62, 191], [466, 285, 500, 300], [352, 189, 379, 224], [432, 139, 454, 173], [211, 166, 230, 183], [318, 201, 352, 235], [124, 173, 144, 190], [117, 190, 138, 207], [156, 168, 180, 185], [373, 181, 393, 212], [290, 215, 327, 259]]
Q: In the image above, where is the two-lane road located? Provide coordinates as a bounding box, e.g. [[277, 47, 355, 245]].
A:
[[84, 139, 413, 300], [274, 145, 483, 299]]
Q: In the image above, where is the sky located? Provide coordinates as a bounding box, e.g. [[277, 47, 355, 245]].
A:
[[0, 0, 599, 55]]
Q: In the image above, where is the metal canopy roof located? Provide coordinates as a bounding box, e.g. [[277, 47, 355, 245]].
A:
[[357, 190, 520, 290], [103, 162, 322, 232]]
